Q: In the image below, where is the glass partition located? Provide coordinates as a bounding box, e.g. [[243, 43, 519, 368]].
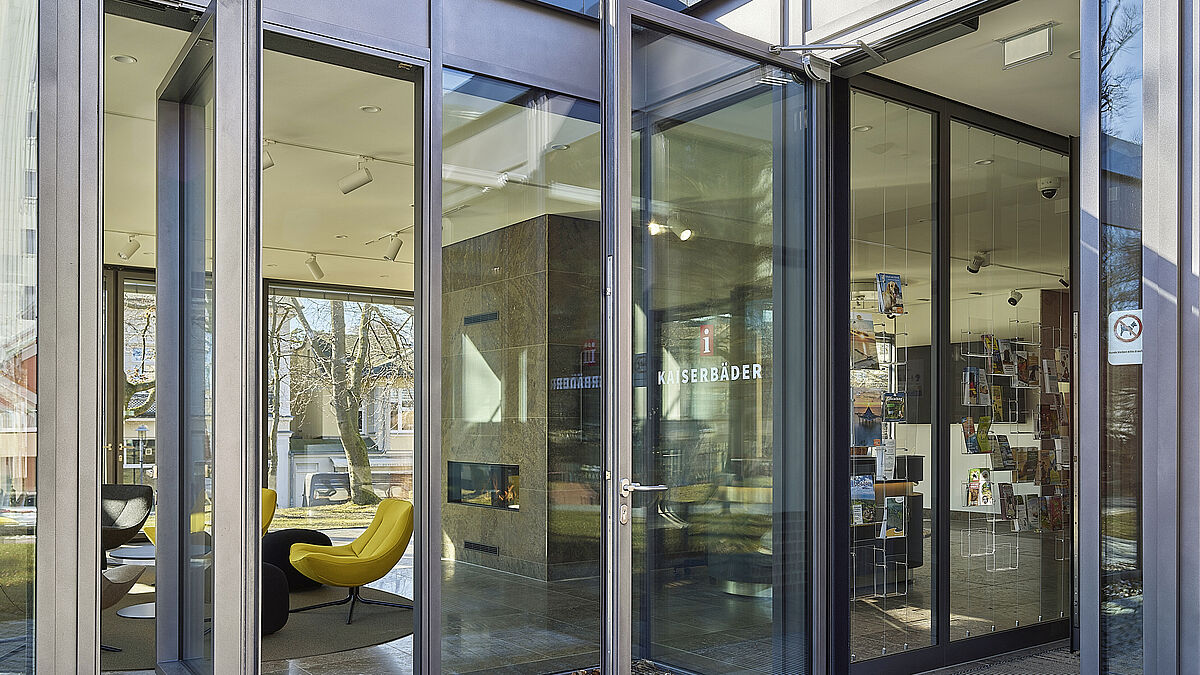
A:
[[847, 91, 935, 661], [440, 69, 603, 674], [0, 0, 37, 669], [948, 122, 1072, 640]]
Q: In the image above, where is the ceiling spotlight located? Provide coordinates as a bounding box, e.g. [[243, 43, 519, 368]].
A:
[[262, 140, 275, 170], [677, 228, 694, 242], [305, 254, 325, 281], [1059, 277, 1070, 288], [974, 158, 994, 166], [966, 252, 991, 274], [647, 221, 669, 236], [1068, 50, 1081, 60], [338, 157, 374, 194], [117, 235, 141, 260], [359, 105, 382, 113], [851, 125, 873, 132], [111, 54, 137, 64], [548, 143, 570, 151], [1008, 289, 1024, 306], [384, 236, 404, 261]]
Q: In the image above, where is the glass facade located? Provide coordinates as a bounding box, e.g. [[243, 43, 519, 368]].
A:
[[0, 0, 36, 670], [1099, 0, 1143, 672], [847, 91, 934, 660], [20, 0, 1187, 672], [440, 69, 604, 674]]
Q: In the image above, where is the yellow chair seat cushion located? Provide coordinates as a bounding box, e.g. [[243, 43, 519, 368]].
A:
[[289, 499, 413, 589]]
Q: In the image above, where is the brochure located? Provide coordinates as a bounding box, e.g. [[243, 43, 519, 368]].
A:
[[962, 367, 990, 406], [982, 334, 1004, 375], [876, 273, 905, 315], [1015, 351, 1040, 387], [1055, 347, 1071, 384], [850, 312, 879, 370], [1042, 358, 1060, 394], [883, 392, 906, 422], [998, 483, 1016, 520], [1037, 404, 1061, 439], [851, 474, 877, 526], [962, 417, 980, 453], [1015, 447, 1039, 483], [852, 389, 884, 447], [1027, 496, 1046, 531], [991, 435, 1017, 471], [876, 439, 897, 480], [882, 496, 906, 538], [976, 416, 993, 454], [1047, 495, 1064, 530]]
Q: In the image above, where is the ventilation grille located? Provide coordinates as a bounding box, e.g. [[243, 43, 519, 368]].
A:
[[464, 311, 499, 325], [463, 541, 499, 556]]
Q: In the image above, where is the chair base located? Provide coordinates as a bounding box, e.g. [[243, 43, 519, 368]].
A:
[[290, 586, 412, 625]]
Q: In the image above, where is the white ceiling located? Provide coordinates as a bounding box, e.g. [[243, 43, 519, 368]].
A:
[[871, 0, 1081, 137], [104, 14, 420, 290]]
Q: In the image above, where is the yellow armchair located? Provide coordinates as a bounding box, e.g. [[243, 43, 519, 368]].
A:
[[289, 498, 414, 624], [261, 488, 277, 535]]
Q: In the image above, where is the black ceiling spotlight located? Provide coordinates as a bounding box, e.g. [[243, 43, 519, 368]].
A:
[[1008, 289, 1024, 306]]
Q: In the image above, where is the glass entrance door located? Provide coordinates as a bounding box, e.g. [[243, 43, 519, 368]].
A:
[[609, 16, 813, 674]]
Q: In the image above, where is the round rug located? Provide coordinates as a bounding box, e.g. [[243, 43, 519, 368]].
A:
[[100, 585, 413, 671]]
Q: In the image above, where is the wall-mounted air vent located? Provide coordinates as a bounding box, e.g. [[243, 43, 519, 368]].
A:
[[464, 541, 499, 556]]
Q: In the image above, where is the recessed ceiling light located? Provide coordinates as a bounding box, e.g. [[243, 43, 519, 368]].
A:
[[141, 251, 152, 256], [970, 291, 984, 296], [112, 54, 137, 64], [335, 234, 348, 239], [917, 297, 930, 302], [548, 143, 570, 151], [266, 263, 278, 268], [359, 105, 382, 113], [852, 125, 873, 132], [974, 159, 994, 165], [1068, 50, 1081, 60], [379, 274, 389, 278]]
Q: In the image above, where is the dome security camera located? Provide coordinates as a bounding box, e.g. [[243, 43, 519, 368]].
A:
[[1008, 289, 1023, 306], [1037, 177, 1062, 200]]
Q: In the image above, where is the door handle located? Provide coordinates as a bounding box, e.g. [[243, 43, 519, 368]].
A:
[[619, 478, 668, 498]]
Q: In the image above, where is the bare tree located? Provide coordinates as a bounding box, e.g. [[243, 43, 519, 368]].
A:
[[1100, 0, 1142, 136], [284, 297, 414, 505]]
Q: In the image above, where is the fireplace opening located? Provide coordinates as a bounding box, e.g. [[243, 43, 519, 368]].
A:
[[447, 461, 520, 510]]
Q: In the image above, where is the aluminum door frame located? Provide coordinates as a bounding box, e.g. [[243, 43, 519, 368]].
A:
[[600, 3, 819, 672], [154, 3, 262, 671], [36, 0, 104, 671]]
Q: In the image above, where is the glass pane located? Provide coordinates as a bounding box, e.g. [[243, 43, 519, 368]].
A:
[[847, 91, 935, 661], [101, 10, 191, 670], [440, 69, 603, 674], [1099, 0, 1143, 670], [0, 0, 37, 669], [948, 122, 1072, 639], [260, 44, 419, 671], [631, 27, 809, 674], [121, 279, 158, 495], [179, 67, 216, 671]]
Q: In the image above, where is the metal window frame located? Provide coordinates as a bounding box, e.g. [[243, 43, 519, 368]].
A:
[[36, 0, 104, 671], [836, 71, 1075, 675]]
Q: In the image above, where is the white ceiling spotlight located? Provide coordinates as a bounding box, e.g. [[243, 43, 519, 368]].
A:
[[305, 253, 325, 281], [998, 22, 1057, 70], [117, 235, 141, 260], [677, 228, 695, 242], [384, 235, 404, 261], [338, 156, 374, 194], [966, 251, 992, 274], [359, 105, 382, 113], [262, 139, 275, 170]]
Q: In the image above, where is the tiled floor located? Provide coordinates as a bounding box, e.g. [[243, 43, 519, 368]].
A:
[[103, 517, 1076, 674], [851, 518, 1071, 664]]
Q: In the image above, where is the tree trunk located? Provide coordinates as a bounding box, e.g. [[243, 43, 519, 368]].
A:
[[331, 300, 380, 505]]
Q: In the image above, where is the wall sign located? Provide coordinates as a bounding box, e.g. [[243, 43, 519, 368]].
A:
[[699, 325, 714, 355], [1107, 309, 1143, 365], [657, 362, 763, 386]]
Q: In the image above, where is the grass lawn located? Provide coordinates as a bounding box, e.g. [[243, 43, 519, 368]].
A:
[[271, 503, 377, 531]]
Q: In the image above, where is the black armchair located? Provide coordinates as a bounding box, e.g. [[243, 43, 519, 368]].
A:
[[100, 484, 153, 567]]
